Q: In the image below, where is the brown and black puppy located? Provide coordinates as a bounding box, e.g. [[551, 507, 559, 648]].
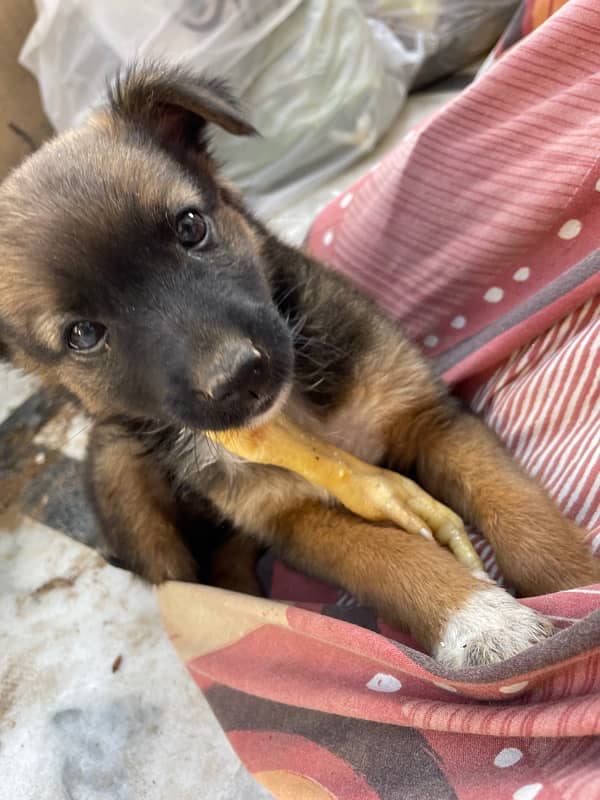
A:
[[0, 63, 597, 666]]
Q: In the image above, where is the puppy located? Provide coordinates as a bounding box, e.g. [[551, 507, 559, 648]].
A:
[[0, 63, 597, 666]]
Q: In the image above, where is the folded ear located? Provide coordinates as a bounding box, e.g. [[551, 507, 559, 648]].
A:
[[108, 61, 256, 158]]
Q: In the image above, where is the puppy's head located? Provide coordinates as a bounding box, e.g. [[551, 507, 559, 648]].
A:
[[0, 63, 293, 431]]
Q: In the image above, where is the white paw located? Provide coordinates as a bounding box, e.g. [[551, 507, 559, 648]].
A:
[[433, 587, 555, 667]]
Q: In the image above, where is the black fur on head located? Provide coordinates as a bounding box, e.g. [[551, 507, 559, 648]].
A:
[[0, 61, 293, 432]]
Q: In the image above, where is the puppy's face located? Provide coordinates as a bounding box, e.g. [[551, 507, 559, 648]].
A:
[[0, 65, 293, 431]]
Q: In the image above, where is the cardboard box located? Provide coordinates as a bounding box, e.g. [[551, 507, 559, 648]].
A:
[[0, 0, 53, 178]]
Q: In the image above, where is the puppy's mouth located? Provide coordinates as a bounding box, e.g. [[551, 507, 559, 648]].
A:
[[174, 368, 292, 433], [170, 322, 295, 433], [252, 391, 276, 416], [199, 378, 291, 432], [244, 381, 291, 429]]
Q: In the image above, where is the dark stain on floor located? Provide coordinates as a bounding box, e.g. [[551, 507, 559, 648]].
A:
[[0, 390, 100, 547]]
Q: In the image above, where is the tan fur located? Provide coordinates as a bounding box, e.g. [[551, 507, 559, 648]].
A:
[[206, 461, 331, 538], [30, 311, 68, 353], [288, 330, 441, 465], [271, 500, 481, 650], [218, 204, 264, 258], [91, 431, 197, 583]]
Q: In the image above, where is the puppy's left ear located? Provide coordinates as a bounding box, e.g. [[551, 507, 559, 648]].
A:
[[108, 61, 256, 159]]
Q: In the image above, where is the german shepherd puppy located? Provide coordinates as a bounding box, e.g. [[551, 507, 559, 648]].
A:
[[0, 63, 597, 666]]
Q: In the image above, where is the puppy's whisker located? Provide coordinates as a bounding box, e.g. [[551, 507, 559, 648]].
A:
[[275, 280, 310, 311], [138, 424, 169, 438], [202, 431, 221, 464], [192, 437, 202, 478], [288, 314, 309, 338], [305, 377, 327, 393], [294, 336, 348, 360]]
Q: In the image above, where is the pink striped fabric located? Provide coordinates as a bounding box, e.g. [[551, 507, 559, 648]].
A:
[[307, 0, 600, 388], [471, 299, 599, 533], [463, 296, 600, 586]]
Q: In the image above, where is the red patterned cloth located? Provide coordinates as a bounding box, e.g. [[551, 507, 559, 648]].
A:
[[160, 580, 600, 799], [159, 2, 600, 797]]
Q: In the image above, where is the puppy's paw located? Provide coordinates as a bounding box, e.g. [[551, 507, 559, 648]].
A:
[[116, 549, 197, 585], [433, 587, 554, 667]]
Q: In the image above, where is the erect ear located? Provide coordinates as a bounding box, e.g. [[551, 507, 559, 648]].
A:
[[107, 61, 256, 158]]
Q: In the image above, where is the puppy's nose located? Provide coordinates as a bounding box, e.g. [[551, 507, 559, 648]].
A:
[[204, 341, 268, 404]]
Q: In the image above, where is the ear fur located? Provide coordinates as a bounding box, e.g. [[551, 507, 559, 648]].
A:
[[108, 61, 256, 156]]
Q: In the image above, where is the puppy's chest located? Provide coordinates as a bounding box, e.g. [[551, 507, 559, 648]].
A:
[[288, 398, 386, 466]]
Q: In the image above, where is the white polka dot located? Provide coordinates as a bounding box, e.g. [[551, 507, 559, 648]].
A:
[[423, 334, 439, 348], [513, 783, 543, 800], [494, 747, 523, 767], [450, 315, 466, 329], [484, 287, 504, 303], [595, 178, 600, 192], [558, 219, 582, 240], [513, 267, 531, 282], [366, 673, 402, 692], [323, 230, 334, 246], [499, 680, 529, 694], [340, 192, 354, 209], [433, 681, 458, 693]]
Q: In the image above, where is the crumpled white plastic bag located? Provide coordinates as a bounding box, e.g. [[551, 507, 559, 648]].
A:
[[20, 0, 516, 214]]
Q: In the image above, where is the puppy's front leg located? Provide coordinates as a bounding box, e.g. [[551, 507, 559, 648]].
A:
[[262, 501, 551, 665], [209, 532, 264, 596], [403, 409, 599, 596], [89, 427, 197, 583]]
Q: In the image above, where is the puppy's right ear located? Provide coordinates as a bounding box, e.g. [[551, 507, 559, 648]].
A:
[[107, 61, 255, 162]]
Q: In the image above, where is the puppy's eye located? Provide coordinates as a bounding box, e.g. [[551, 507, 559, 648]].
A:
[[175, 209, 209, 248], [67, 321, 107, 352]]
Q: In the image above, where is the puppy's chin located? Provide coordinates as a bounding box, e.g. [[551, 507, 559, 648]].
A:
[[243, 380, 292, 430]]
